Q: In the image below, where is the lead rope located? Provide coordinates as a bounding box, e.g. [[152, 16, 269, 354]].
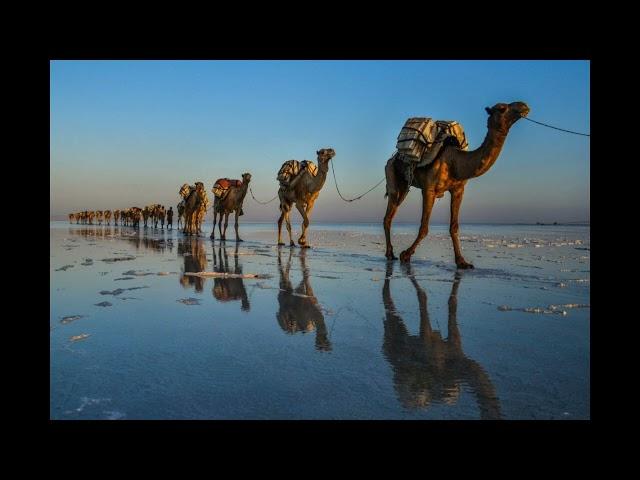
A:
[[523, 117, 590, 137], [331, 161, 386, 202], [249, 187, 279, 205]]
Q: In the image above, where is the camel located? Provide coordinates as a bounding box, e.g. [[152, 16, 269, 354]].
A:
[[210, 173, 251, 242], [177, 200, 185, 230], [157, 206, 166, 229], [88, 211, 95, 225], [96, 210, 104, 225], [277, 148, 336, 248], [196, 196, 209, 234], [104, 210, 112, 225], [113, 209, 120, 225], [276, 247, 331, 351], [180, 182, 206, 235], [68, 213, 75, 224], [382, 262, 501, 418], [384, 101, 530, 267], [211, 243, 250, 311]]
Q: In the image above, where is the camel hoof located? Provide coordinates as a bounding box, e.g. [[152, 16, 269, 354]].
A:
[[236, 238, 243, 242], [277, 242, 286, 246], [456, 261, 475, 270], [399, 250, 412, 263], [300, 244, 311, 249], [386, 252, 397, 260], [289, 242, 295, 247]]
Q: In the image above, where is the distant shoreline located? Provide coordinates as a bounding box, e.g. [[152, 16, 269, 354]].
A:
[[49, 219, 590, 227]]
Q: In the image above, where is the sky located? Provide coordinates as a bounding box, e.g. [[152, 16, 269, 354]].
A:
[[50, 60, 590, 223]]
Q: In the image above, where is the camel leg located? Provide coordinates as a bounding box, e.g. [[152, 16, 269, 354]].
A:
[[284, 210, 294, 247], [450, 187, 473, 269], [383, 191, 409, 260], [222, 213, 229, 241], [235, 210, 243, 242], [218, 213, 224, 240], [211, 210, 217, 239], [296, 202, 312, 248], [399, 189, 436, 263], [383, 155, 410, 260], [277, 209, 286, 246]]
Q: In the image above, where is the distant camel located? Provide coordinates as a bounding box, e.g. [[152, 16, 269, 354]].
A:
[[277, 148, 336, 248], [211, 173, 251, 242], [382, 262, 501, 418], [180, 182, 206, 235], [177, 200, 185, 230], [104, 210, 112, 225], [384, 102, 530, 267]]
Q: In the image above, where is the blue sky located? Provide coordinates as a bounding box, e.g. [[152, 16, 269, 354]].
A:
[[50, 60, 589, 223]]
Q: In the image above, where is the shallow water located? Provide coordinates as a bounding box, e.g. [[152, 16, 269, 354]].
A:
[[50, 221, 589, 420]]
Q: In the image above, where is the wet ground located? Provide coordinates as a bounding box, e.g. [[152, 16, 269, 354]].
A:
[[50, 221, 589, 419]]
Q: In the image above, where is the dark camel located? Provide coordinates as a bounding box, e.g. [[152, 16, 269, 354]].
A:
[[211, 173, 251, 242]]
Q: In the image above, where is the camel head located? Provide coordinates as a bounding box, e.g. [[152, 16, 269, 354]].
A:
[[179, 183, 192, 198], [485, 101, 530, 133], [316, 148, 336, 163], [242, 172, 252, 183]]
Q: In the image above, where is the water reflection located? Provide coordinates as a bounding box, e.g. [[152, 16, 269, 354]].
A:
[[277, 247, 331, 352], [382, 262, 501, 419], [178, 237, 207, 292], [68, 226, 172, 253], [211, 243, 250, 311]]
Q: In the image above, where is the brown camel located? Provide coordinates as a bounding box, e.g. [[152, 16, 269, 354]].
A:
[[276, 247, 331, 351], [68, 213, 75, 224], [180, 182, 206, 235], [113, 209, 120, 225], [382, 262, 501, 418], [210, 173, 251, 242], [104, 210, 112, 225], [277, 148, 336, 248], [384, 102, 530, 267]]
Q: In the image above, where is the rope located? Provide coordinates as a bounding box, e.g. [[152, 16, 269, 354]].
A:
[[249, 187, 279, 205], [523, 117, 590, 137], [331, 161, 386, 202]]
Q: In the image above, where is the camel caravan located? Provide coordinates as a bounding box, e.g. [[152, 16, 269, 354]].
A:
[[67, 101, 530, 268]]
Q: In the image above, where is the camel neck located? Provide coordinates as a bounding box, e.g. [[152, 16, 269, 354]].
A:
[[455, 126, 508, 180]]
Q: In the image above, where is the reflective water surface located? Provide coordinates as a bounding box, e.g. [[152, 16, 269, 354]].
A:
[[50, 222, 590, 419]]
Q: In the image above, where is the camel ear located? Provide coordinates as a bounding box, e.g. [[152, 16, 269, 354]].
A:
[[316, 150, 320, 155], [485, 107, 492, 115]]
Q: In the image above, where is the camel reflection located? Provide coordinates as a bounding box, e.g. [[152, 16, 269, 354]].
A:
[[211, 243, 250, 311], [382, 262, 501, 419], [68, 226, 171, 253], [277, 247, 330, 352], [178, 237, 208, 293]]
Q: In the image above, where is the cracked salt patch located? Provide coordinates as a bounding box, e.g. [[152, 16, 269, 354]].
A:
[[60, 315, 85, 324], [177, 298, 202, 305], [55, 265, 74, 271]]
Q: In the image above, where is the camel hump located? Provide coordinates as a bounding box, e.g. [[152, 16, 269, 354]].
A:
[[435, 120, 469, 150], [277, 160, 302, 185], [301, 160, 318, 177], [213, 178, 243, 198]]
